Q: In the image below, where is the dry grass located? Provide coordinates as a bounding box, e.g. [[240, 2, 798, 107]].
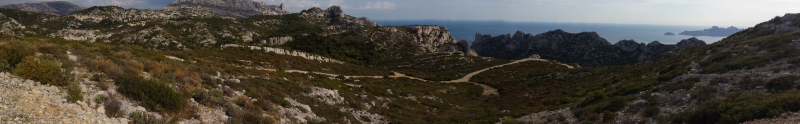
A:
[[90, 59, 121, 79]]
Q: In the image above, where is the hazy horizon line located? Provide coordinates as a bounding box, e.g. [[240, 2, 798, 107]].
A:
[[373, 19, 753, 28]]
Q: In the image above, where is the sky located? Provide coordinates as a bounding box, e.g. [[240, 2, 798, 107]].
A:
[[2, 0, 799, 27]]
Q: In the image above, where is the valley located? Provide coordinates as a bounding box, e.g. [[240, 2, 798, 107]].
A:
[[0, 0, 799, 124]]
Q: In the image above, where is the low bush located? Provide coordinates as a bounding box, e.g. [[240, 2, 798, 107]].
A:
[[690, 84, 718, 102], [104, 96, 123, 118], [66, 81, 83, 103], [738, 76, 766, 90], [115, 75, 185, 112], [14, 56, 68, 86], [766, 75, 799, 92], [0, 40, 32, 69], [193, 89, 227, 107], [90, 59, 122, 79], [673, 91, 800, 124]]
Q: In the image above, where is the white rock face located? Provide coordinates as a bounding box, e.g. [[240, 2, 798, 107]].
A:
[[47, 29, 111, 42], [276, 98, 325, 123], [305, 87, 345, 105], [404, 26, 460, 53], [260, 36, 293, 45], [221, 44, 345, 64]]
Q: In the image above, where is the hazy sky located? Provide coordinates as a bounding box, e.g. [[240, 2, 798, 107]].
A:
[[2, 0, 799, 27]]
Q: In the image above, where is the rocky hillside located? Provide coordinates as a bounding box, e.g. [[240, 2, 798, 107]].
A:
[[0, 3, 472, 65], [471, 30, 706, 66], [162, 0, 288, 18], [299, 6, 379, 30], [0, 1, 85, 15]]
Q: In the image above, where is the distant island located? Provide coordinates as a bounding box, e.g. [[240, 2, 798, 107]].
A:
[[664, 32, 675, 35], [678, 26, 742, 36]]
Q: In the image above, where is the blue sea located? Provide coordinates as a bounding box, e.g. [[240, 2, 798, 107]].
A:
[[374, 20, 728, 45]]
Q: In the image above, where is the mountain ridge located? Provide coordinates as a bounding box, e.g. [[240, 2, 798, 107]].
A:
[[471, 30, 707, 66], [0, 1, 85, 15], [162, 0, 288, 18]]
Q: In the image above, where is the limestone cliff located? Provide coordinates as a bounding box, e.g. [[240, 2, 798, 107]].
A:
[[0, 1, 85, 15], [162, 0, 288, 18], [471, 30, 707, 66]]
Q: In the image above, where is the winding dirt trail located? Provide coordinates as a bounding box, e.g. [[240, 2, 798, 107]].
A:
[[260, 58, 574, 96]]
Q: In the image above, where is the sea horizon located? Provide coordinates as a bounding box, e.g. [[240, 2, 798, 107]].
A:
[[374, 20, 734, 45]]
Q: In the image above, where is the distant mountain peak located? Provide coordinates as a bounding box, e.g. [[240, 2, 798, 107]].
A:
[[0, 1, 85, 15], [162, 0, 288, 18]]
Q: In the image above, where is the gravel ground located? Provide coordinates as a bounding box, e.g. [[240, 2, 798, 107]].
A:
[[0, 72, 127, 123]]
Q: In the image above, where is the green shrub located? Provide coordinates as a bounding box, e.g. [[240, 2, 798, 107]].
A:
[[673, 91, 800, 124], [0, 41, 32, 69], [192, 89, 226, 107], [0, 60, 11, 71], [66, 81, 83, 103], [116, 75, 185, 112], [738, 76, 766, 90], [766, 75, 799, 92], [14, 56, 68, 86], [90, 73, 105, 82]]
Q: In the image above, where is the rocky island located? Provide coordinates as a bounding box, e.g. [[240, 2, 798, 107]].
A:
[[678, 26, 743, 36], [664, 32, 675, 35]]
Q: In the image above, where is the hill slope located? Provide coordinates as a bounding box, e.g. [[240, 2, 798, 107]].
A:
[[0, 1, 85, 15]]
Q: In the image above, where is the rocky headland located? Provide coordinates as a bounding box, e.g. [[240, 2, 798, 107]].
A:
[[678, 26, 743, 36], [471, 30, 707, 66]]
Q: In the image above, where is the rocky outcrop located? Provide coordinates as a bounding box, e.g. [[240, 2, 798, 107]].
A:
[[221, 44, 344, 64], [0, 13, 25, 35], [162, 0, 288, 18], [676, 37, 707, 49], [756, 13, 800, 33], [0, 1, 85, 15], [678, 26, 743, 36], [457, 40, 478, 56], [300, 6, 379, 30], [405, 26, 460, 53], [47, 29, 110, 42], [260, 36, 293, 45], [472, 30, 706, 66]]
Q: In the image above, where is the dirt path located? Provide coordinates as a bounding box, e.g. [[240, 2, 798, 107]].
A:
[[255, 58, 574, 96], [443, 58, 573, 83]]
